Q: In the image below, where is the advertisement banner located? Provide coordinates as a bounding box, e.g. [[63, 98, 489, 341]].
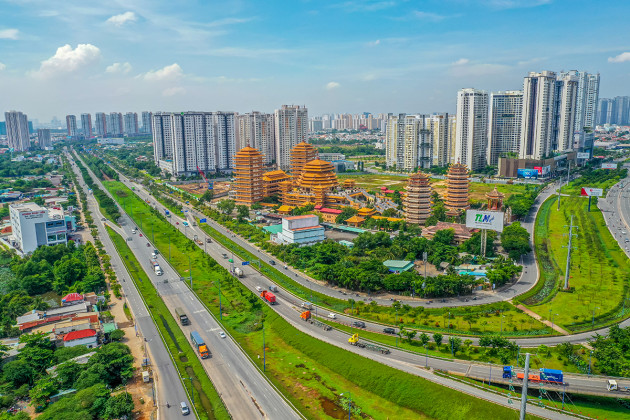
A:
[[601, 163, 618, 169], [517, 168, 538, 179], [542, 165, 551, 176], [580, 187, 603, 197], [465, 210, 505, 232], [534, 166, 542, 175], [577, 152, 590, 159]]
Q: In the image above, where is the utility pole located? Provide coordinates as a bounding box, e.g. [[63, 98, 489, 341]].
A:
[[480, 229, 487, 257], [519, 353, 531, 420], [563, 215, 578, 290]]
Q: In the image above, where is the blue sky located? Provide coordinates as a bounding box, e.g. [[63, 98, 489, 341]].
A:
[[1, 0, 629, 121]]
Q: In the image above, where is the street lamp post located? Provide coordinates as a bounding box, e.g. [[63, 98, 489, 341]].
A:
[[592, 307, 600, 328], [340, 391, 352, 420], [188, 255, 192, 287], [216, 280, 223, 320], [184, 377, 194, 405], [500, 315, 505, 335], [395, 307, 398, 347]]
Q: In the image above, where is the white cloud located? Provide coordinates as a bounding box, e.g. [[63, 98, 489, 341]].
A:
[[0, 62, 5, 71], [0, 29, 19, 40], [143, 63, 184, 81], [484, 0, 551, 9], [412, 11, 448, 21], [367, 39, 381, 47], [608, 52, 630, 63], [162, 87, 186, 96], [34, 44, 101, 78], [452, 58, 470, 65], [326, 81, 341, 90], [106, 11, 137, 27], [106, 62, 132, 74]]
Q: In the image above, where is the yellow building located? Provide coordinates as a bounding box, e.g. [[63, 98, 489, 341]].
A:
[[357, 207, 377, 218], [290, 142, 319, 185], [345, 215, 365, 227], [404, 171, 432, 225], [283, 159, 339, 207], [234, 147, 265, 205], [262, 170, 290, 197]]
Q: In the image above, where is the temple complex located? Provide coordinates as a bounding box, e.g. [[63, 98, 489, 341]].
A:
[[281, 159, 339, 206], [262, 170, 290, 198], [445, 163, 470, 217], [404, 171, 432, 225], [290, 142, 319, 185], [234, 147, 265, 205]]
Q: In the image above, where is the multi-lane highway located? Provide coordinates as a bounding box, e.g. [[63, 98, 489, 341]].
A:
[[106, 164, 630, 418], [67, 153, 193, 420], [70, 151, 301, 420]]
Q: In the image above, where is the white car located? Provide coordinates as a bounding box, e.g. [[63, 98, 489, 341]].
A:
[[256, 286, 262, 292], [328, 313, 337, 319], [219, 331, 226, 339]]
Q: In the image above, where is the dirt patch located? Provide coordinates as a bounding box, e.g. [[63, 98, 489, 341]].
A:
[[320, 397, 347, 420]]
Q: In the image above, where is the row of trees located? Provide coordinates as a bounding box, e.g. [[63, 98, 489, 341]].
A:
[[1, 333, 134, 418], [73, 155, 121, 221]]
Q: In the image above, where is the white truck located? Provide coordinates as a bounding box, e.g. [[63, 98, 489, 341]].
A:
[[151, 260, 163, 276], [234, 267, 244, 278]]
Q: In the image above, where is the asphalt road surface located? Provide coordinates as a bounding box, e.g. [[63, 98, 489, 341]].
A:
[[71, 151, 301, 420]]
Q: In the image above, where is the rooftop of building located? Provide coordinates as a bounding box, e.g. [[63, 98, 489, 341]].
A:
[[10, 202, 46, 212], [285, 214, 318, 221], [63, 329, 97, 342]]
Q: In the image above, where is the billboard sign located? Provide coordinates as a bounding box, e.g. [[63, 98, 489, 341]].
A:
[[466, 210, 504, 232], [542, 165, 551, 176], [534, 166, 543, 175], [580, 187, 603, 197], [577, 152, 590, 159], [517, 168, 538, 179], [601, 163, 618, 169]]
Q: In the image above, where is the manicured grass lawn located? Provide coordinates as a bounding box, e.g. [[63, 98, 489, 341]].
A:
[[528, 195, 630, 332], [107, 226, 229, 420], [103, 179, 533, 420]]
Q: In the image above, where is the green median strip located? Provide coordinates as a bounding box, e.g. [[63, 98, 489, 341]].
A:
[[101, 178, 540, 420], [106, 226, 230, 420]]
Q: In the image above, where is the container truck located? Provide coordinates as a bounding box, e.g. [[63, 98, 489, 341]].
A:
[[175, 307, 190, 325], [190, 331, 210, 358], [234, 267, 244, 278], [260, 290, 276, 305], [150, 260, 163, 276], [539, 368, 563, 383]]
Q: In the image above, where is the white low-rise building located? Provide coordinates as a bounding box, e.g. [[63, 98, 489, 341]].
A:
[[9, 203, 76, 254], [272, 215, 325, 246]]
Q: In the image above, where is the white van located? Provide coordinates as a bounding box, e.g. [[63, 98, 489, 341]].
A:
[[180, 401, 190, 415]]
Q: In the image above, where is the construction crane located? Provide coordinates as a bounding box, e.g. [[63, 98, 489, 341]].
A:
[[196, 166, 213, 190]]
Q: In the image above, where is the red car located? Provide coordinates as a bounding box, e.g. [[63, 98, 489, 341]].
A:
[[139, 233, 143, 237]]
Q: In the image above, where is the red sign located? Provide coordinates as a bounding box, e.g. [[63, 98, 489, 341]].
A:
[[534, 166, 542, 175]]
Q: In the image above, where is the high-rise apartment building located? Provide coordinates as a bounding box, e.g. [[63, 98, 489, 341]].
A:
[[558, 70, 600, 150], [430, 113, 455, 167], [613, 96, 630, 125], [81, 113, 92, 137], [487, 91, 523, 166], [141, 112, 153, 134], [152, 111, 236, 176], [236, 112, 276, 165], [5, 111, 31, 151], [95, 112, 107, 136], [274, 105, 308, 171], [66, 115, 78, 137], [37, 129, 52, 148], [385, 114, 432, 170], [598, 98, 614, 125], [553, 74, 578, 152], [455, 88, 489, 171], [123, 112, 139, 135], [108, 112, 123, 136], [520, 71, 557, 160]]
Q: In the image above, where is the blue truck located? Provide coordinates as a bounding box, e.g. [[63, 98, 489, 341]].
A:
[[539, 368, 563, 383]]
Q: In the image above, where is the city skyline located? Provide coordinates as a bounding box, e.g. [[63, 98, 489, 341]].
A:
[[1, 0, 630, 120]]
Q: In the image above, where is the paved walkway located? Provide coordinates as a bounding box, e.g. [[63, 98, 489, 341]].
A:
[[512, 302, 570, 335]]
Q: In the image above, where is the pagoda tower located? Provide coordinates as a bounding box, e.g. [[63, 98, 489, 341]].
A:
[[486, 186, 505, 211], [404, 171, 432, 225], [445, 163, 470, 217], [290, 142, 319, 184], [234, 147, 265, 205]]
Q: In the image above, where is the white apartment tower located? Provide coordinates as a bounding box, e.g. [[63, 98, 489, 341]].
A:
[[95, 112, 107, 136], [108, 112, 123, 136], [558, 70, 600, 150], [123, 112, 139, 135], [66, 115, 78, 137], [152, 111, 236, 176], [430, 113, 455, 167], [141, 112, 153, 134], [487, 91, 523, 166], [81, 113, 92, 137], [5, 111, 30, 151], [274, 105, 308, 171], [520, 71, 557, 160], [455, 88, 489, 171], [385, 114, 432, 171], [236, 112, 276, 165], [554, 74, 578, 152], [37, 129, 52, 148]]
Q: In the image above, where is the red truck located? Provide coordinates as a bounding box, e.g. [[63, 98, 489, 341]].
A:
[[260, 290, 276, 305]]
